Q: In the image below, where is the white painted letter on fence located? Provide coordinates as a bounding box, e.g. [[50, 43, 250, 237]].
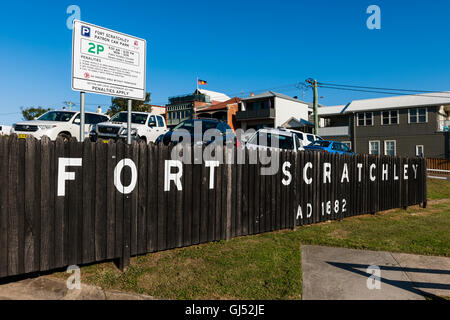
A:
[[303, 162, 313, 184], [370, 163, 376, 181], [323, 162, 331, 184], [57, 158, 82, 197], [164, 160, 183, 191], [114, 159, 138, 194], [205, 160, 220, 190], [282, 161, 292, 186]]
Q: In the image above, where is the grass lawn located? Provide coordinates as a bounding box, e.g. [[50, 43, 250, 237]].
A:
[[54, 179, 450, 299]]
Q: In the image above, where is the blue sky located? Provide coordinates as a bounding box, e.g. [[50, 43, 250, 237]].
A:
[[0, 0, 449, 124]]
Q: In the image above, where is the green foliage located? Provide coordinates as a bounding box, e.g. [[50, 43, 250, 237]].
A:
[[21, 106, 51, 120], [107, 92, 152, 116]]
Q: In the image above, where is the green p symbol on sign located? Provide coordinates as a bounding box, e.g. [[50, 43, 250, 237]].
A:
[[97, 45, 104, 55], [88, 43, 105, 55]]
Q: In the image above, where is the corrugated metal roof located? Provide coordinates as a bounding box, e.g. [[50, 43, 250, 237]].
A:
[[242, 91, 307, 104], [317, 105, 346, 115], [345, 92, 450, 112]]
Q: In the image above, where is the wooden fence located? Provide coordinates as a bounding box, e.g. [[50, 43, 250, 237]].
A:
[[0, 135, 427, 278], [426, 158, 450, 179]]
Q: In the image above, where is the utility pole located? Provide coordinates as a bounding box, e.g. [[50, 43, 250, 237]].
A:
[[306, 79, 319, 135], [63, 101, 76, 111]]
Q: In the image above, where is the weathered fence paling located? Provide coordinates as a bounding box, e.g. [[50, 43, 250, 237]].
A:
[[0, 135, 427, 278]]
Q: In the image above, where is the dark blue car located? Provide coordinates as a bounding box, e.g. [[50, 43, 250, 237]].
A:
[[304, 140, 355, 155]]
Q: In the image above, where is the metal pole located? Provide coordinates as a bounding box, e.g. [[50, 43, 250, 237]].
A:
[[127, 99, 132, 144], [80, 92, 85, 141], [313, 80, 319, 135]]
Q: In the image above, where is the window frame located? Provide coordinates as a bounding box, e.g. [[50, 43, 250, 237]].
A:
[[384, 140, 397, 156], [369, 140, 380, 155], [408, 107, 428, 124], [416, 145, 424, 157], [342, 141, 352, 149], [382, 110, 399, 125], [357, 112, 374, 126]]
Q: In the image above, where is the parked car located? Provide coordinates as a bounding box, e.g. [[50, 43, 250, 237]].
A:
[[11, 110, 109, 142], [245, 128, 304, 152], [286, 129, 323, 146], [90, 112, 168, 144], [0, 125, 12, 136], [156, 118, 237, 146], [304, 140, 355, 155]]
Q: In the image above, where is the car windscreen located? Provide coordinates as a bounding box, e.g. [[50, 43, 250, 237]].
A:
[[249, 132, 294, 150], [341, 143, 351, 152], [173, 120, 218, 134], [306, 134, 316, 143], [38, 111, 76, 122], [110, 112, 148, 124], [311, 141, 331, 148]]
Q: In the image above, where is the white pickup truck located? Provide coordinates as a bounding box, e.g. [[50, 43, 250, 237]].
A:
[[90, 111, 168, 143], [11, 110, 109, 141]]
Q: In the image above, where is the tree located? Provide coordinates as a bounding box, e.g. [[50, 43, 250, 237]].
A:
[[106, 92, 152, 116], [21, 106, 51, 120]]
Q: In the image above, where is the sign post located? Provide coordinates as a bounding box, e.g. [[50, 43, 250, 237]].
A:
[[127, 100, 132, 144], [80, 92, 85, 140], [71, 20, 146, 144]]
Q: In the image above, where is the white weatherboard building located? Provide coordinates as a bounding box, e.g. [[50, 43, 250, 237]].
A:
[[236, 91, 310, 130]]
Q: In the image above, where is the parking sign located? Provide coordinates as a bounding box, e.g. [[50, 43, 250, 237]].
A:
[[71, 20, 146, 100]]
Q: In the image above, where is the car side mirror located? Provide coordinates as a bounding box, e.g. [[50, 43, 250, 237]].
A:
[[148, 121, 156, 127], [73, 118, 80, 124]]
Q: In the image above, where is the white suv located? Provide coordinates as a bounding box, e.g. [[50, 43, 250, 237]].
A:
[[90, 111, 168, 143], [245, 128, 304, 152], [286, 129, 323, 147], [11, 110, 109, 142]]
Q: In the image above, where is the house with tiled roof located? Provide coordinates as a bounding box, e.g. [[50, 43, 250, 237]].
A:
[[196, 97, 241, 131]]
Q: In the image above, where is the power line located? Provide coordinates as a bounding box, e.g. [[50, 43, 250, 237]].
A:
[[318, 85, 450, 99], [318, 82, 450, 95]]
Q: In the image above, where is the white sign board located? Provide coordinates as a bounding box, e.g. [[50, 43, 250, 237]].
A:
[[72, 20, 146, 100]]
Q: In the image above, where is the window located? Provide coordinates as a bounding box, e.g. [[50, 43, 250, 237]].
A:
[[409, 108, 427, 123], [110, 112, 148, 124], [39, 111, 76, 122], [85, 114, 108, 124], [416, 145, 424, 157], [306, 134, 315, 143], [382, 110, 399, 125], [369, 141, 380, 155], [311, 141, 331, 148], [340, 143, 351, 153], [342, 141, 352, 149], [294, 132, 304, 140], [357, 112, 373, 126], [148, 115, 156, 127], [157, 116, 164, 127], [384, 140, 396, 156]]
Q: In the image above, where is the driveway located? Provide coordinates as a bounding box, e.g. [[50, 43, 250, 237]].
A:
[[301, 245, 450, 300]]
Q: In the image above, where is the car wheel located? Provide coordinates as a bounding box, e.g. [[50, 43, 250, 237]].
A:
[[58, 132, 71, 143], [138, 136, 147, 144]]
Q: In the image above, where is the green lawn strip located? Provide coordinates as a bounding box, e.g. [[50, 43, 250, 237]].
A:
[[53, 179, 450, 299], [427, 178, 450, 200], [53, 200, 449, 300]]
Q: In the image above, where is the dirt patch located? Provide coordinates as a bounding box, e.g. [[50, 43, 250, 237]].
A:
[[329, 229, 350, 239]]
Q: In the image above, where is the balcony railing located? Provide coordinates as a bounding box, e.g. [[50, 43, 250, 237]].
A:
[[168, 94, 211, 104], [318, 126, 350, 137], [437, 120, 450, 132], [235, 108, 275, 121]]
